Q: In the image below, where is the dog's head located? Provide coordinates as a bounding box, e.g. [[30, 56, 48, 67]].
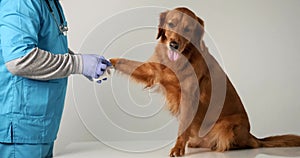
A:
[[156, 7, 205, 61]]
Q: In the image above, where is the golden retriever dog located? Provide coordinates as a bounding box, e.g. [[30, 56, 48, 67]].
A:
[[110, 7, 300, 157]]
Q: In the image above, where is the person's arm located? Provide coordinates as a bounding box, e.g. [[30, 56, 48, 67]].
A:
[[1, 0, 110, 82], [5, 47, 83, 80]]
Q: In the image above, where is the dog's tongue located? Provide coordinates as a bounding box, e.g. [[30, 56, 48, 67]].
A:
[[168, 50, 179, 61]]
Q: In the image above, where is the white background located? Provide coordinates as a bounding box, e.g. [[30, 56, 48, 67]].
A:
[[56, 0, 300, 154]]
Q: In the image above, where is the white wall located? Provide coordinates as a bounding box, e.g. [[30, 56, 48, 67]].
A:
[[56, 0, 300, 154]]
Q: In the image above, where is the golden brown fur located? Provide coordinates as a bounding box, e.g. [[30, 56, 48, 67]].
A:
[[110, 7, 300, 157]]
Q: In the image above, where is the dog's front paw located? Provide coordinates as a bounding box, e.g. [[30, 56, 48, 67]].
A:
[[169, 146, 185, 157], [109, 58, 119, 67]]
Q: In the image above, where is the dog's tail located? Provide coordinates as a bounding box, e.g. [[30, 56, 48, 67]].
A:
[[256, 134, 300, 147]]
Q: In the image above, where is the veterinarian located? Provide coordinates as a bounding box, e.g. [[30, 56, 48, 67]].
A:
[[0, 0, 111, 157]]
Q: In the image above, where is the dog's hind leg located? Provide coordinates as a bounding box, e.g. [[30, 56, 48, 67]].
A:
[[204, 115, 258, 152]]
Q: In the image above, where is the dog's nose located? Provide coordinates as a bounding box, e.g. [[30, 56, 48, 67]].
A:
[[169, 41, 179, 50]]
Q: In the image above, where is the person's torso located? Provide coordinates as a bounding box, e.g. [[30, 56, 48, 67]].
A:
[[0, 0, 69, 143]]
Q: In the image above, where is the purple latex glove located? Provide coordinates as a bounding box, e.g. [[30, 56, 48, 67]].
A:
[[81, 54, 112, 83]]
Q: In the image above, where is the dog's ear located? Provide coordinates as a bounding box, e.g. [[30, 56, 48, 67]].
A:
[[194, 16, 205, 49], [197, 17, 204, 28], [156, 11, 168, 40]]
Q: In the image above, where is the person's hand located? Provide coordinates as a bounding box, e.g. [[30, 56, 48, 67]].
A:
[[81, 54, 112, 83]]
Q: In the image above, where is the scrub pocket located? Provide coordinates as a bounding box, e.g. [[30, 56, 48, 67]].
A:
[[22, 79, 66, 117]]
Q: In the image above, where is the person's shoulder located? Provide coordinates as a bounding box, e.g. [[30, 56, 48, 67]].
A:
[[0, 0, 43, 9], [0, 0, 43, 14]]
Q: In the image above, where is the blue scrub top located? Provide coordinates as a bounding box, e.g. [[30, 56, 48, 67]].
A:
[[0, 0, 69, 143]]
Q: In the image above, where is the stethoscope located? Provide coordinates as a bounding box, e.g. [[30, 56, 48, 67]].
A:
[[45, 0, 68, 36]]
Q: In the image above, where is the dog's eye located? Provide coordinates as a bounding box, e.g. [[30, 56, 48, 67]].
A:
[[168, 22, 175, 28], [184, 27, 190, 33]]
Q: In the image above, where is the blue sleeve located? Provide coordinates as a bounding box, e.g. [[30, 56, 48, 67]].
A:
[[0, 0, 42, 63]]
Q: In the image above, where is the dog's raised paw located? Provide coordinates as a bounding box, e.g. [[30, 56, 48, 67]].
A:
[[109, 58, 119, 66]]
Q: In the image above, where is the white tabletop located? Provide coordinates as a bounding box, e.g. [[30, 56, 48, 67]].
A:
[[54, 141, 300, 158]]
